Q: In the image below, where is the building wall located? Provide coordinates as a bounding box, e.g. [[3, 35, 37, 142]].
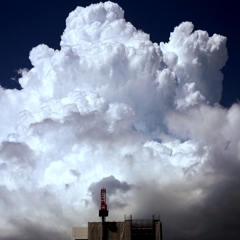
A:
[[72, 227, 88, 240], [88, 221, 131, 240], [155, 221, 162, 240], [131, 220, 162, 240], [106, 221, 131, 240], [72, 220, 162, 240]]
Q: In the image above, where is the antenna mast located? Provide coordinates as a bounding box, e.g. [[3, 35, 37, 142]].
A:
[[99, 188, 108, 240]]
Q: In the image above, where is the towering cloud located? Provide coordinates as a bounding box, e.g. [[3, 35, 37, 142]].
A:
[[0, 2, 239, 239]]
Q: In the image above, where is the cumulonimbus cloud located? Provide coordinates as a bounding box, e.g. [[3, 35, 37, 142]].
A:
[[0, 1, 239, 240]]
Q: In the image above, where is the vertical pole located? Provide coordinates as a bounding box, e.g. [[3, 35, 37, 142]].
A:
[[102, 216, 104, 240], [99, 188, 108, 240]]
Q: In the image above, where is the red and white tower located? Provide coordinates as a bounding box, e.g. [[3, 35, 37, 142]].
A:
[[99, 188, 108, 240], [99, 188, 108, 218]]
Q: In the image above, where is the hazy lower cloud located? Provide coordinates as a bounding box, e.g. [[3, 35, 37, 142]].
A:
[[0, 1, 239, 239], [89, 175, 133, 208]]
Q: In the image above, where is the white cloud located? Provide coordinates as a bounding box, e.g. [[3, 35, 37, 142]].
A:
[[0, 1, 239, 239]]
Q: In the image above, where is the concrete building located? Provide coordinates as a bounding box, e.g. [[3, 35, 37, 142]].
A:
[[72, 227, 88, 240], [72, 189, 163, 239], [71, 215, 162, 240]]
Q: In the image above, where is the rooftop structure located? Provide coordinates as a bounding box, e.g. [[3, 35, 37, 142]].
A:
[[71, 189, 162, 240]]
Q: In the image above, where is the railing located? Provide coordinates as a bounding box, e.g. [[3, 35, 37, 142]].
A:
[[132, 219, 154, 227]]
